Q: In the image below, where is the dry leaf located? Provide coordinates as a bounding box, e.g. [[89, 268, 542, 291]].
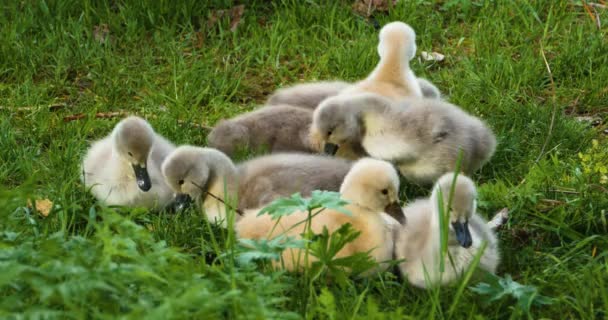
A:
[[208, 5, 245, 32], [229, 5, 245, 32], [93, 24, 110, 44], [352, 0, 396, 17], [193, 31, 205, 49], [27, 198, 53, 217], [63, 111, 127, 122], [421, 51, 445, 62]]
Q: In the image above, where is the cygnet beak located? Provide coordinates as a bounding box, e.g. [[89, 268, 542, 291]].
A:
[[384, 202, 406, 225], [169, 193, 193, 212], [132, 163, 152, 191], [452, 220, 472, 248], [324, 143, 339, 155]]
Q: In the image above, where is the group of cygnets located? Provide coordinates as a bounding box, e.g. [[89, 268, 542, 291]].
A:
[[82, 22, 502, 288]]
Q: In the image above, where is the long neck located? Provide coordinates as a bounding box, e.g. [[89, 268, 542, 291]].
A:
[[368, 34, 410, 83], [208, 161, 238, 201], [429, 188, 448, 233]]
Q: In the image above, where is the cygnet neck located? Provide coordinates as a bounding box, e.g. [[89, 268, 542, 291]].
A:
[[202, 150, 239, 200], [372, 42, 411, 85]]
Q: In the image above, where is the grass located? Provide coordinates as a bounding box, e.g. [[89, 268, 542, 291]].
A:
[[1, 0, 607, 318]]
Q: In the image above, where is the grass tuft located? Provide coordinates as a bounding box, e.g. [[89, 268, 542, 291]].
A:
[[1, 1, 607, 318]]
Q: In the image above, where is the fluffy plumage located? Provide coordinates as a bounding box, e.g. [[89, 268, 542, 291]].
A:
[[207, 105, 315, 157], [266, 81, 351, 109], [417, 77, 442, 99], [161, 146, 352, 226], [236, 158, 403, 273], [339, 21, 422, 99], [393, 173, 500, 288], [312, 93, 496, 184], [81, 116, 174, 208]]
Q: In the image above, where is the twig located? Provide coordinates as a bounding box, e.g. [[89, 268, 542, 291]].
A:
[[192, 180, 243, 216], [582, 0, 598, 26], [550, 188, 580, 194], [205, 191, 244, 216], [63, 111, 128, 122], [1, 104, 66, 112], [589, 2, 607, 9], [534, 42, 558, 164]]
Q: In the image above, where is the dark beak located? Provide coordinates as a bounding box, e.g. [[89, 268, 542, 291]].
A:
[[169, 193, 193, 212], [323, 143, 339, 155], [452, 221, 472, 248], [132, 163, 151, 191], [384, 202, 406, 225]]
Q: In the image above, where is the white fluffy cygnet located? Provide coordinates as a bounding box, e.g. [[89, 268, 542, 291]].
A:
[[81, 116, 174, 208], [393, 173, 500, 288], [311, 93, 496, 184]]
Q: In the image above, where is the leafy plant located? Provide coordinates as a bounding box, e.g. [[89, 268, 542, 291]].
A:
[[470, 274, 554, 315], [578, 139, 608, 185], [236, 235, 306, 265], [258, 190, 351, 219], [308, 224, 377, 286]]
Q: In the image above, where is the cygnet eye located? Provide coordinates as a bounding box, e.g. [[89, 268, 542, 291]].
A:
[[128, 152, 133, 157], [178, 179, 184, 186], [381, 188, 388, 195], [327, 130, 333, 136]]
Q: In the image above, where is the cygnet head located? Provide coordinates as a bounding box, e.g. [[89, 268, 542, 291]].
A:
[[377, 22, 417, 62], [340, 158, 405, 224], [431, 172, 477, 248], [313, 93, 389, 156], [162, 146, 234, 209], [112, 116, 155, 191]]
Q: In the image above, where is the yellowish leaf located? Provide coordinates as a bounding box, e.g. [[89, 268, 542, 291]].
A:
[[27, 198, 53, 217]]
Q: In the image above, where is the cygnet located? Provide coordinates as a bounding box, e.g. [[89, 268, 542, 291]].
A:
[[312, 93, 496, 184], [339, 21, 423, 99], [236, 158, 405, 272], [207, 105, 315, 157], [81, 116, 174, 208], [161, 146, 353, 226], [393, 173, 500, 288]]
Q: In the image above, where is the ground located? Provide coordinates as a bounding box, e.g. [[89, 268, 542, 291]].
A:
[[1, 1, 607, 319]]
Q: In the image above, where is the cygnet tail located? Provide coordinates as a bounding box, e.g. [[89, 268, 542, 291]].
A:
[[369, 22, 421, 96]]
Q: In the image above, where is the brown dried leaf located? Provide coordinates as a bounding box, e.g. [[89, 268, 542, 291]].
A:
[[352, 0, 396, 17], [63, 111, 127, 122], [63, 113, 86, 122], [229, 5, 245, 32], [27, 198, 53, 217], [208, 5, 245, 32], [93, 24, 110, 44], [193, 31, 205, 49]]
